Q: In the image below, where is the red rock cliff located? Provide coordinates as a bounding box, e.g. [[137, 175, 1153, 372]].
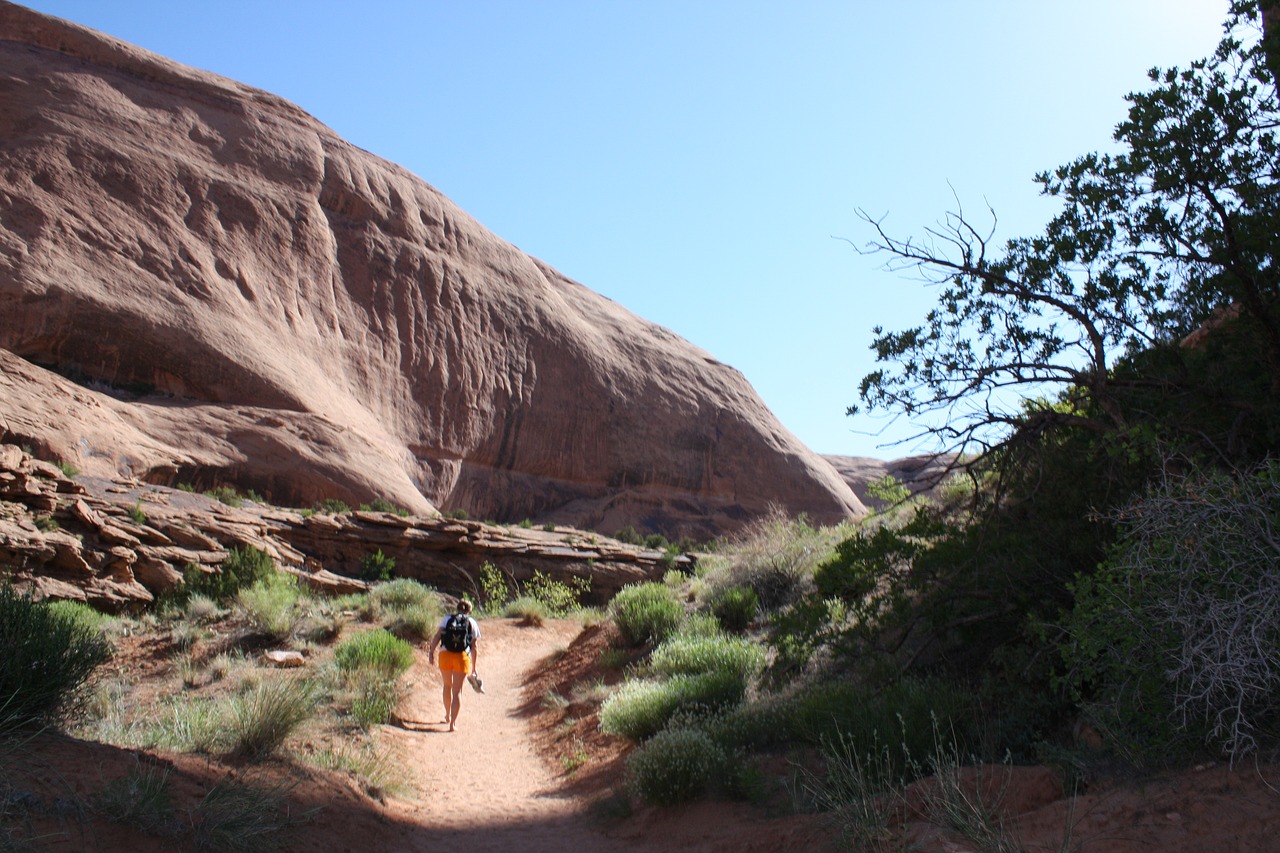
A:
[[0, 2, 864, 537]]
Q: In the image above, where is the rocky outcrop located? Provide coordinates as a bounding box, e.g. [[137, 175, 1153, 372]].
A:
[[0, 444, 673, 609], [0, 2, 864, 539]]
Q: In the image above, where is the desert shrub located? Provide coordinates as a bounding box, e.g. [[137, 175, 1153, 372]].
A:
[[227, 678, 317, 760], [204, 486, 243, 507], [1066, 462, 1280, 764], [348, 674, 403, 728], [183, 547, 277, 604], [335, 630, 414, 680], [626, 726, 727, 806], [360, 498, 409, 516], [614, 525, 644, 545], [368, 579, 440, 640], [45, 599, 117, 638], [368, 578, 434, 613], [478, 561, 512, 611], [600, 671, 747, 740], [127, 501, 148, 525], [703, 509, 849, 611], [707, 585, 758, 633], [648, 634, 765, 682], [609, 582, 684, 647], [358, 549, 396, 581], [522, 570, 591, 615], [235, 572, 301, 640], [95, 760, 176, 835], [314, 498, 351, 515], [675, 613, 722, 639], [794, 727, 901, 850], [0, 584, 112, 733], [185, 594, 223, 622], [502, 595, 549, 626]]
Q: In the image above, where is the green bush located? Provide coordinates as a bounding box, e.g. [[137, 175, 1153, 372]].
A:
[[502, 595, 549, 626], [707, 585, 759, 632], [183, 547, 278, 604], [358, 549, 396, 582], [522, 570, 591, 616], [368, 579, 440, 640], [600, 671, 747, 740], [227, 678, 317, 760], [626, 726, 727, 806], [235, 572, 301, 640], [609, 582, 684, 647], [314, 498, 351, 515], [478, 561, 512, 612], [204, 486, 243, 507], [0, 584, 112, 733], [360, 498, 409, 516], [648, 634, 765, 682], [335, 630, 414, 679], [45, 599, 117, 638]]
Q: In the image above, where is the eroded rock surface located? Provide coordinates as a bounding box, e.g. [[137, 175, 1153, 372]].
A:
[[0, 2, 864, 539], [0, 444, 671, 609]]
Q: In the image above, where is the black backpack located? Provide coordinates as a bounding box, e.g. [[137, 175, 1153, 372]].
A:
[[441, 613, 473, 653]]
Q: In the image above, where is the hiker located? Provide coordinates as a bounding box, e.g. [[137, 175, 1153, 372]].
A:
[[427, 598, 481, 732]]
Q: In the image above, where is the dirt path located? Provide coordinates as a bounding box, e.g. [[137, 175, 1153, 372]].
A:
[[378, 618, 636, 852]]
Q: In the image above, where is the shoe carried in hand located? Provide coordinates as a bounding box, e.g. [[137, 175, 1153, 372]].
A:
[[468, 673, 485, 694]]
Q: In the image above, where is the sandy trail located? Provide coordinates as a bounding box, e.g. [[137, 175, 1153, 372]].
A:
[[377, 618, 641, 852]]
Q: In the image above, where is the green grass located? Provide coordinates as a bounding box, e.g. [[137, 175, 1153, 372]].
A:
[[191, 778, 305, 853], [599, 670, 748, 741], [95, 760, 177, 835], [647, 633, 765, 681], [334, 630, 414, 679], [227, 678, 317, 760]]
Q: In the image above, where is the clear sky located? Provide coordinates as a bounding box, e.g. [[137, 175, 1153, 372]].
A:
[[17, 0, 1230, 458]]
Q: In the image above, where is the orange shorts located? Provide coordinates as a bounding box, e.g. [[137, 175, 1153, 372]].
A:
[[438, 649, 471, 674]]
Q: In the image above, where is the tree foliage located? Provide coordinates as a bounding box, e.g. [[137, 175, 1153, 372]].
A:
[[854, 2, 1280, 463]]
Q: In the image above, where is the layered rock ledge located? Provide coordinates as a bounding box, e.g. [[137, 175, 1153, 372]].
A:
[[0, 445, 671, 608]]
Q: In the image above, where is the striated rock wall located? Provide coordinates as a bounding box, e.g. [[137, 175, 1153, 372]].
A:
[[0, 1, 863, 538]]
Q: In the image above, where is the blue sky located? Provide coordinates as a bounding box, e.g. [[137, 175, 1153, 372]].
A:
[[20, 1, 1229, 458]]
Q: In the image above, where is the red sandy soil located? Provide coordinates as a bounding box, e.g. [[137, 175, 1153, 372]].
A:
[[7, 618, 1280, 851]]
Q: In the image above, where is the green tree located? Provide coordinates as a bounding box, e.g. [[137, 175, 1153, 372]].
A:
[[853, 2, 1280, 465]]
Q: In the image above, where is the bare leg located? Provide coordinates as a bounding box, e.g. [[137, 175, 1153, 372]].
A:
[[440, 674, 452, 723], [447, 671, 466, 731]]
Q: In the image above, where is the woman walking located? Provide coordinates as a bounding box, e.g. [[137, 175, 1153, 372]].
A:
[[428, 599, 481, 732]]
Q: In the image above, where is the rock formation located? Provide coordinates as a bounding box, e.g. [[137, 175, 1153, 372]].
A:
[[823, 453, 959, 509], [0, 2, 864, 540], [0, 443, 672, 609]]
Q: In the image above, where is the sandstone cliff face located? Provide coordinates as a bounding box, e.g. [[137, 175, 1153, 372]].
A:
[[0, 2, 864, 538]]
